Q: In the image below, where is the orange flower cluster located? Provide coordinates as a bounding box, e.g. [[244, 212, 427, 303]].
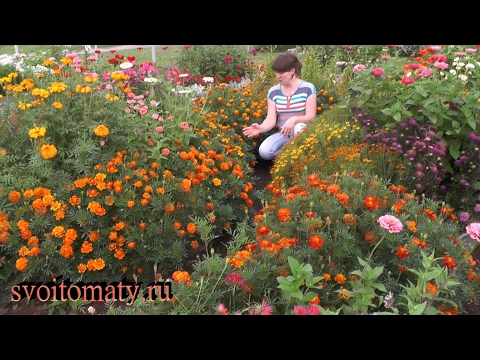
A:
[[172, 270, 192, 284], [0, 211, 11, 244]]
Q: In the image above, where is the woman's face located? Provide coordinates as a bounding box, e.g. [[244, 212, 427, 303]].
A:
[[275, 69, 294, 84]]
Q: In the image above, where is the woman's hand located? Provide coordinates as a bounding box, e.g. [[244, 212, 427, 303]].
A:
[[243, 123, 262, 138], [280, 119, 295, 138]]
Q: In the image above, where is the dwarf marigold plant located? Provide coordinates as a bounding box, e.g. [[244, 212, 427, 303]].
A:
[[0, 51, 259, 289]]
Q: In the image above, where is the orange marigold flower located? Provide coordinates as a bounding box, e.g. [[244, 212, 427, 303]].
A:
[[114, 248, 125, 260], [186, 222, 196, 234], [396, 246, 410, 259], [323, 274, 331, 281], [256, 225, 270, 236], [40, 144, 57, 159], [81, 241, 93, 254], [18, 246, 30, 257], [127, 200, 135, 208], [190, 240, 199, 249], [309, 295, 321, 305], [52, 225, 65, 238], [427, 281, 437, 295], [78, 263, 87, 273], [342, 213, 356, 226], [8, 190, 21, 203], [28, 247, 40, 256], [173, 221, 182, 230], [443, 256, 456, 269], [94, 124, 109, 137], [69, 195, 81, 205], [92, 258, 106, 271], [16, 257, 29, 271], [27, 236, 39, 246], [89, 231, 100, 241], [308, 234, 324, 250], [165, 203, 175, 215], [339, 288, 350, 299], [172, 270, 191, 283], [59, 244, 74, 258], [334, 273, 346, 285], [277, 208, 291, 222]]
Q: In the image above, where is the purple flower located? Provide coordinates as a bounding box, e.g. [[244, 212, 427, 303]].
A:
[[474, 204, 480, 213], [459, 212, 470, 222]]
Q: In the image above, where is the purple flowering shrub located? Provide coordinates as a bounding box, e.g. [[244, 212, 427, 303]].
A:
[[353, 107, 450, 202]]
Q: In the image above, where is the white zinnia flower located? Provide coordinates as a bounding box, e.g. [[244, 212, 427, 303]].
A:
[[203, 76, 214, 83], [459, 74, 468, 81], [465, 63, 475, 69], [120, 62, 133, 69], [144, 77, 159, 83]]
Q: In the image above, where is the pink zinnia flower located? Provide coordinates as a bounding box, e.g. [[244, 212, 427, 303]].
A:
[[225, 55, 233, 64], [466, 48, 477, 54], [180, 122, 190, 131], [372, 67, 384, 77], [162, 148, 170, 156], [183, 45, 191, 50], [455, 52, 466, 57], [381, 55, 390, 60], [155, 126, 164, 132], [306, 304, 321, 315], [433, 61, 449, 71], [377, 215, 403, 233], [353, 64, 366, 72], [293, 305, 308, 315], [466, 223, 480, 242], [152, 113, 159, 120], [401, 77, 415, 85]]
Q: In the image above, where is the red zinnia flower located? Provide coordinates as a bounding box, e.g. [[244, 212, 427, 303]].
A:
[[225, 55, 233, 64]]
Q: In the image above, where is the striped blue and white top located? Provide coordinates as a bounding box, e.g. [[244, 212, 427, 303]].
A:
[[267, 81, 317, 129]]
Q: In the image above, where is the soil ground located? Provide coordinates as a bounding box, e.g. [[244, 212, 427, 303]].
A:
[[1, 158, 480, 315]]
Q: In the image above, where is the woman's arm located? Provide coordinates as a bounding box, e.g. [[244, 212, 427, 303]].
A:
[[242, 98, 277, 138], [255, 98, 278, 133]]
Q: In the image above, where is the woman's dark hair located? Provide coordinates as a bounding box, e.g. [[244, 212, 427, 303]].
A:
[[271, 52, 302, 77]]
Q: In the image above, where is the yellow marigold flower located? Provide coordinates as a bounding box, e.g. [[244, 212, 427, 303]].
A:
[[75, 84, 92, 94], [52, 101, 63, 109], [94, 125, 109, 137], [0, 149, 6, 156], [29, 126, 46, 139], [18, 101, 32, 110], [48, 82, 68, 93], [40, 144, 57, 159], [212, 178, 222, 186]]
